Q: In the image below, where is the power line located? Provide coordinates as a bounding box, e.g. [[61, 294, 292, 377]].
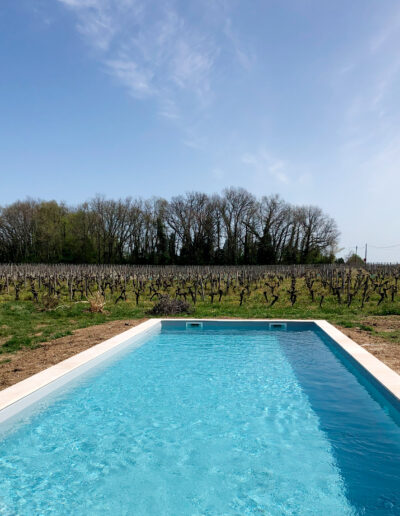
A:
[[368, 243, 400, 249], [342, 243, 400, 251]]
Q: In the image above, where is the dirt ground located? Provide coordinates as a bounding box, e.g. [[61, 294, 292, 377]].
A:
[[0, 316, 399, 391], [0, 319, 147, 390], [336, 316, 400, 374]]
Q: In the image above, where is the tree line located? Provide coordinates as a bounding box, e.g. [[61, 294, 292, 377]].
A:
[[0, 188, 339, 265]]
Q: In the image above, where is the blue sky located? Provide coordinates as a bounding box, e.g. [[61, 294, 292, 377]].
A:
[[1, 0, 400, 261]]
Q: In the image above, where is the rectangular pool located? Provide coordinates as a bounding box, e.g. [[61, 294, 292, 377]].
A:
[[0, 320, 399, 515]]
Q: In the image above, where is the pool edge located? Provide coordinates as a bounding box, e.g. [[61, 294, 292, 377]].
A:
[[0, 318, 399, 414], [0, 319, 162, 412], [314, 320, 400, 404]]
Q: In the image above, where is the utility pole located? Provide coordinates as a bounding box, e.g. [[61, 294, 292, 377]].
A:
[[364, 243, 367, 263], [355, 245, 358, 258]]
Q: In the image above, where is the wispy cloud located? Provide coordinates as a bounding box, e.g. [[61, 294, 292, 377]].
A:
[[340, 6, 400, 129], [56, 0, 247, 122], [223, 17, 255, 71], [370, 8, 400, 54], [105, 57, 154, 97], [59, 0, 117, 50], [242, 149, 290, 184]]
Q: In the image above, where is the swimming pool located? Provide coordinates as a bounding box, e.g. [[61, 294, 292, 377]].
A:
[[0, 320, 399, 515]]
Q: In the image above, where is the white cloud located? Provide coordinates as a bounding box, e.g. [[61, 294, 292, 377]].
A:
[[56, 0, 245, 120], [242, 150, 290, 184], [105, 57, 154, 97], [158, 98, 180, 120], [223, 17, 255, 71], [171, 39, 214, 95], [332, 4, 400, 189], [370, 8, 400, 54], [58, 0, 117, 50], [348, 7, 400, 118]]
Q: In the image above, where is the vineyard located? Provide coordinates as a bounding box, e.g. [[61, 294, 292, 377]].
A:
[[1, 263, 400, 384], [1, 263, 400, 309]]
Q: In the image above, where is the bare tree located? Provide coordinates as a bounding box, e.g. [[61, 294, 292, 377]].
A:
[[0, 189, 339, 265], [218, 187, 257, 264]]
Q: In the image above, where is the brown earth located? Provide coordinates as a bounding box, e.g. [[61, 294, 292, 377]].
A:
[[0, 316, 399, 391], [336, 316, 400, 374], [0, 319, 147, 390]]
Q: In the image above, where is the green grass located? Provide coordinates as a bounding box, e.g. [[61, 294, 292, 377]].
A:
[[358, 324, 373, 332], [1, 282, 400, 354]]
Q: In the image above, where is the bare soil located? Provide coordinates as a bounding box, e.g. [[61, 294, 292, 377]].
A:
[[336, 316, 400, 374], [0, 319, 147, 390]]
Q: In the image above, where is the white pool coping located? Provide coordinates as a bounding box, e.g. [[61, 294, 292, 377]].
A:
[[0, 318, 161, 413], [315, 320, 400, 403], [0, 319, 399, 416]]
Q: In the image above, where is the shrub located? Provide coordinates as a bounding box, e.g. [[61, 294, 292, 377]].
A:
[[88, 292, 106, 313], [40, 292, 59, 311], [148, 296, 193, 316]]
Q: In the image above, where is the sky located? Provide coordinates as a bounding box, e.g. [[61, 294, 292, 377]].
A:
[[1, 0, 400, 262]]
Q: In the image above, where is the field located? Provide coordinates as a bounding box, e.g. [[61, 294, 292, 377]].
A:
[[1, 263, 400, 386]]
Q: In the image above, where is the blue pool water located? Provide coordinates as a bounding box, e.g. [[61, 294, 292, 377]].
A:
[[0, 324, 399, 515]]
